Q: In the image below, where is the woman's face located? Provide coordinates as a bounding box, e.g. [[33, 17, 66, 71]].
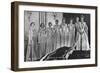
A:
[[48, 23, 52, 27], [81, 17, 84, 22], [70, 19, 73, 24], [62, 19, 66, 23], [30, 22, 35, 27], [41, 23, 44, 28], [55, 20, 59, 25], [76, 17, 79, 22], [32, 23, 35, 27]]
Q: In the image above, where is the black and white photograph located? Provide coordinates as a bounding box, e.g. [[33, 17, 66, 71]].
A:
[[11, 1, 97, 71], [24, 11, 90, 61]]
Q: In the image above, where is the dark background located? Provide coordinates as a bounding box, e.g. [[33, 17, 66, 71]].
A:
[[63, 13, 90, 45]]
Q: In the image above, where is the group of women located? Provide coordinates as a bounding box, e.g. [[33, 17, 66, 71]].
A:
[[26, 15, 90, 61]]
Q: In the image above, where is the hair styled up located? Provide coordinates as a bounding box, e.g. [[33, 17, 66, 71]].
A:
[[48, 22, 52, 26], [30, 22, 35, 26], [81, 15, 84, 18], [40, 23, 45, 28]]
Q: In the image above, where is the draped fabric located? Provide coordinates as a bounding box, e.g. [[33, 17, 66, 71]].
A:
[[46, 27, 54, 54], [75, 22, 90, 50], [52, 28, 57, 50], [67, 24, 75, 47], [60, 23, 66, 47], [38, 28, 47, 58], [53, 24, 61, 49], [64, 24, 69, 47], [26, 26, 38, 61]]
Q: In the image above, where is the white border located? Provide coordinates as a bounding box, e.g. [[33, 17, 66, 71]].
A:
[[19, 5, 96, 68]]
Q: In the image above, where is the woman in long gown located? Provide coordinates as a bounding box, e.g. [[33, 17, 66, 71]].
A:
[[38, 23, 47, 58], [75, 16, 90, 50], [53, 20, 61, 49], [64, 22, 69, 47], [80, 16, 90, 50], [75, 17, 82, 50], [26, 22, 38, 61], [46, 22, 54, 54], [60, 18, 66, 47], [67, 19, 75, 47]]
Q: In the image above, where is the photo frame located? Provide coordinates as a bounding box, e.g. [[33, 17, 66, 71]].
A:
[[11, 1, 98, 71]]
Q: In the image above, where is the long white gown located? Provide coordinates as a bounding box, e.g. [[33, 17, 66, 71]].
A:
[[75, 22, 90, 50], [60, 23, 66, 47], [67, 23, 75, 47], [26, 26, 38, 61], [64, 24, 69, 47], [46, 27, 54, 54], [52, 28, 57, 50], [38, 28, 47, 58], [53, 24, 61, 49]]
